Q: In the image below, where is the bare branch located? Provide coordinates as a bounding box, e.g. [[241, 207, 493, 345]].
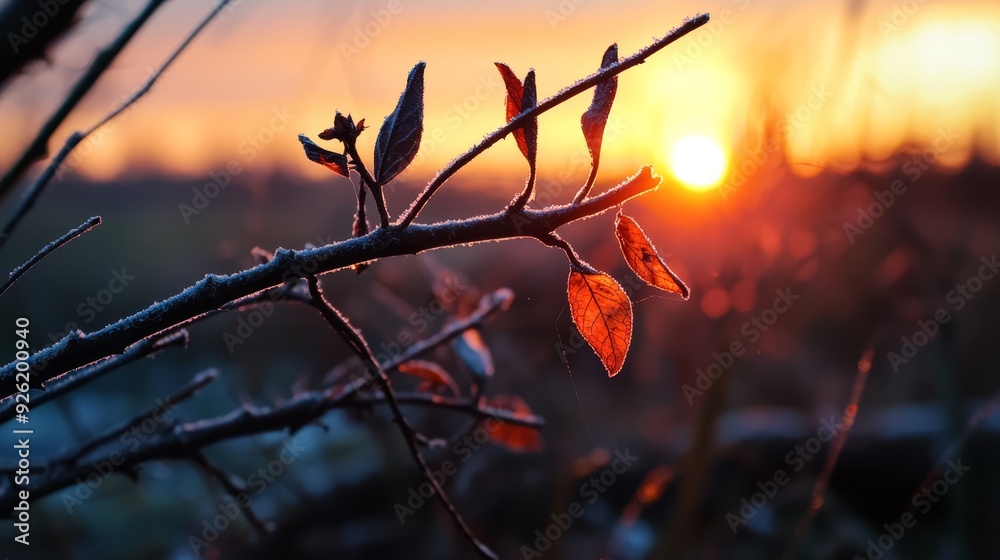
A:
[[0, 0, 89, 88], [397, 14, 709, 226], [345, 143, 390, 228], [305, 276, 499, 560], [0, 0, 236, 245], [58, 368, 217, 464], [536, 231, 591, 271], [0, 387, 541, 519], [1, 167, 661, 397], [0, 216, 100, 298], [0, 330, 188, 424], [0, 0, 170, 205], [192, 452, 272, 535], [347, 392, 544, 428]]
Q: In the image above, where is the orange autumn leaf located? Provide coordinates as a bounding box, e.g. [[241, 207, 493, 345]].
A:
[[482, 394, 543, 453], [567, 267, 633, 377], [397, 360, 460, 397], [615, 213, 690, 299]]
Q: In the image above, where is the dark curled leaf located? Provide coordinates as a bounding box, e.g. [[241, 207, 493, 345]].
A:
[[298, 134, 349, 177], [374, 62, 425, 185], [522, 70, 538, 166], [576, 44, 619, 202]]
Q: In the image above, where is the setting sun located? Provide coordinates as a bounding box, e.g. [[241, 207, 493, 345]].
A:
[[669, 135, 727, 191]]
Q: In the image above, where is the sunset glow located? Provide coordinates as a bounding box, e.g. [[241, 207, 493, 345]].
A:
[[669, 135, 727, 191], [0, 1, 998, 186]]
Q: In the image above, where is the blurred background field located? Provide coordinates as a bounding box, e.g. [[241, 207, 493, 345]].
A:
[[0, 0, 999, 558]]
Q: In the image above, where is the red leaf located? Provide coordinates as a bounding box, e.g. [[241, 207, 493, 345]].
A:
[[482, 394, 543, 453], [298, 134, 349, 177], [615, 213, 689, 299], [398, 360, 459, 397], [567, 267, 633, 377], [495, 63, 537, 163]]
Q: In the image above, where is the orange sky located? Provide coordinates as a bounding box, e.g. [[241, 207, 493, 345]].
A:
[[1, 0, 998, 188]]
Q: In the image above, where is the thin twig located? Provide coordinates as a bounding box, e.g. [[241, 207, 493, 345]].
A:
[[901, 384, 1000, 519], [384, 288, 512, 373], [0, 0, 235, 245], [324, 287, 510, 403], [0, 386, 541, 516], [0, 330, 188, 424], [306, 276, 498, 560], [1, 166, 661, 396], [60, 368, 217, 463], [345, 143, 390, 227], [508, 163, 537, 213], [397, 14, 709, 227], [0, 0, 170, 204], [0, 289, 528, 509], [346, 393, 544, 428], [782, 346, 874, 560], [0, 216, 100, 298], [192, 452, 271, 535], [536, 231, 590, 271]]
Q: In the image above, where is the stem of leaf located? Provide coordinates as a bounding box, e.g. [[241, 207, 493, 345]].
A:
[[355, 178, 367, 231], [573, 162, 600, 204], [508, 164, 536, 212], [346, 144, 390, 228], [396, 14, 709, 227], [536, 232, 592, 272]]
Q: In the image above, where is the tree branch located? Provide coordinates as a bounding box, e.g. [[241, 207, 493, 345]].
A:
[[345, 143, 390, 228], [347, 392, 544, 428], [1, 167, 661, 397], [0, 0, 235, 245], [0, 285, 534, 514], [57, 368, 217, 464], [0, 0, 169, 205], [396, 14, 708, 226], [305, 276, 498, 560], [0, 330, 188, 424], [0, 387, 542, 519], [192, 451, 272, 535], [0, 0, 89, 89], [0, 216, 100, 298]]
